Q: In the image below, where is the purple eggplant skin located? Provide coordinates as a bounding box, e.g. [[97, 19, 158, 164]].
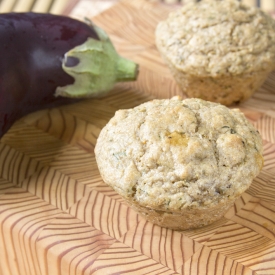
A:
[[0, 12, 99, 138]]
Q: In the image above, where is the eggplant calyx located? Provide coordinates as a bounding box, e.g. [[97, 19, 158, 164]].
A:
[[55, 24, 139, 98]]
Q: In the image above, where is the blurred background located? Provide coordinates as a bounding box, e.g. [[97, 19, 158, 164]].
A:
[[0, 0, 70, 14], [0, 0, 274, 17]]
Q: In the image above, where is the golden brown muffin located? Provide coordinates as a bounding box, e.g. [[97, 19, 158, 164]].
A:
[[155, 0, 275, 105], [95, 97, 263, 230]]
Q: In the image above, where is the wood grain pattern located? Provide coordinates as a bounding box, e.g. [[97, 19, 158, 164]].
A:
[[0, 0, 69, 13], [1, 0, 275, 274]]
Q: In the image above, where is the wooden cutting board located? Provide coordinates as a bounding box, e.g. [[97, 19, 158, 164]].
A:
[[1, 1, 275, 274]]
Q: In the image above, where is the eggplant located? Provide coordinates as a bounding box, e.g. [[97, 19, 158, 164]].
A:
[[0, 12, 138, 138]]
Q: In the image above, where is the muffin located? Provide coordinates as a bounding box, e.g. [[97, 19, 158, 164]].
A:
[[155, 0, 275, 106], [95, 97, 263, 230]]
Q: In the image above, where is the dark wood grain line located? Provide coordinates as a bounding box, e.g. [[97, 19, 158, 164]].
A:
[[0, 145, 15, 181], [59, 109, 68, 141], [46, 168, 57, 207], [19, 214, 61, 275], [42, 222, 91, 231], [91, 191, 100, 229], [139, 221, 148, 256], [239, 243, 275, 265], [255, 115, 275, 143], [90, 254, 172, 275], [217, 252, 227, 275], [245, 248, 275, 269], [37, 227, 98, 241], [129, 218, 140, 248], [116, 201, 124, 237], [178, 233, 186, 269], [15, 156, 40, 188], [49, 148, 96, 173], [162, 226, 169, 267], [62, 175, 70, 210], [167, 227, 176, 269], [206, 225, 262, 244], [0, 180, 15, 192], [108, 196, 117, 237], [162, 227, 172, 264], [23, 167, 41, 194], [208, 235, 268, 256], [103, 86, 154, 110], [1, 200, 59, 275], [228, 259, 236, 275], [70, 237, 114, 274], [251, 266, 275, 274], [196, 247, 205, 274], [101, 194, 109, 235], [13, 153, 24, 185], [38, 231, 110, 253], [0, 228, 13, 275], [267, 116, 275, 142], [102, 248, 140, 256], [82, 190, 93, 224], [81, 126, 99, 151], [235, 215, 275, 240], [117, 263, 178, 275], [262, 142, 275, 171], [247, 173, 275, 204], [149, 222, 155, 259], [43, 111, 53, 134], [0, 196, 41, 213], [57, 236, 113, 274], [206, 248, 214, 274], [111, 196, 128, 238], [50, 168, 58, 207]]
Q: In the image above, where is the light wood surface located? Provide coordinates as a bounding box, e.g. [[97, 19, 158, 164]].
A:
[[0, 0, 70, 14], [2, 0, 273, 17], [1, 0, 275, 274]]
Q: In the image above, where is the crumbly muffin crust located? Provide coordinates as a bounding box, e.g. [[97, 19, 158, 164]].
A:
[[155, 0, 275, 77], [95, 97, 263, 229], [155, 0, 275, 106]]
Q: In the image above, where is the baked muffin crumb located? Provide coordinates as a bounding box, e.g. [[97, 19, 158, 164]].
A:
[[155, 0, 275, 105], [95, 97, 263, 229]]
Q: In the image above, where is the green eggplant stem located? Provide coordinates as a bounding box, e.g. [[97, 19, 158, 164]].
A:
[[55, 22, 139, 98], [116, 57, 139, 81]]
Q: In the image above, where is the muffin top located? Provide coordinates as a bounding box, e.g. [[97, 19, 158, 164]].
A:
[[95, 98, 263, 212], [155, 0, 275, 77]]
